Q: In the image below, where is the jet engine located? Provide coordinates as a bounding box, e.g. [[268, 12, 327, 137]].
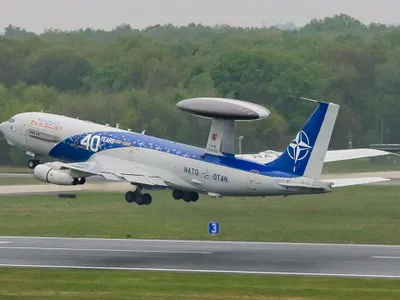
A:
[[33, 164, 78, 185]]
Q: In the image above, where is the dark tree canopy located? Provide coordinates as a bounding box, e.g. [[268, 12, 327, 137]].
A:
[[0, 14, 399, 164]]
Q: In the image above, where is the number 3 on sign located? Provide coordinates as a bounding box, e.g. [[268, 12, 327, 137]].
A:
[[80, 134, 101, 152], [208, 222, 219, 234]]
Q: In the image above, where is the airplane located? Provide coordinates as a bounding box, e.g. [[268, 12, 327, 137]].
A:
[[0, 97, 390, 205]]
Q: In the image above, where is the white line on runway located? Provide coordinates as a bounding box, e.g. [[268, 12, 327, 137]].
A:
[[371, 256, 400, 260], [0, 246, 210, 254], [0, 263, 399, 279], [0, 242, 10, 244], [1, 236, 400, 248]]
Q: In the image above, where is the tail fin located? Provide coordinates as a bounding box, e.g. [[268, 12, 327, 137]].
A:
[[265, 101, 339, 178]]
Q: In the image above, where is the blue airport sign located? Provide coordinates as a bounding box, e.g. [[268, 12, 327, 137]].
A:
[[208, 222, 220, 234]]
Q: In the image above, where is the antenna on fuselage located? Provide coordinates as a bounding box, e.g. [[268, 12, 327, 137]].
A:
[[176, 97, 270, 156], [141, 130, 145, 134], [116, 123, 119, 129]]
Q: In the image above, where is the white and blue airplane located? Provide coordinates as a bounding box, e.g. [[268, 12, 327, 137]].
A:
[[0, 97, 390, 205]]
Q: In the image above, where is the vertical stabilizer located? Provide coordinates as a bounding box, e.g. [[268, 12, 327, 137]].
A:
[[265, 102, 340, 178]]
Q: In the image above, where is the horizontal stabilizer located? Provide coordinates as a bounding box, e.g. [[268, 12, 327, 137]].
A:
[[327, 177, 390, 187], [324, 148, 394, 162], [238, 148, 393, 164]]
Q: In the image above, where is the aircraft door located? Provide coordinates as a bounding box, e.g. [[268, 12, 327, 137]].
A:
[[20, 123, 27, 136], [247, 169, 260, 190], [11, 120, 27, 143]]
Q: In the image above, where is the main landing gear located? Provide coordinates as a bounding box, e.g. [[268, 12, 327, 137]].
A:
[[172, 189, 199, 202], [125, 188, 199, 206], [125, 188, 152, 206], [28, 159, 40, 169]]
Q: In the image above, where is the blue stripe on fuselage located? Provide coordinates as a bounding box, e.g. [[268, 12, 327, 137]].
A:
[[49, 131, 297, 178]]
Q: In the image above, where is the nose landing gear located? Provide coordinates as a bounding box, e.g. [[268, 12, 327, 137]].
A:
[[28, 159, 40, 169]]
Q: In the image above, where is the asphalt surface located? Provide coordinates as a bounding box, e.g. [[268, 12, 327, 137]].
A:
[[0, 236, 399, 278]]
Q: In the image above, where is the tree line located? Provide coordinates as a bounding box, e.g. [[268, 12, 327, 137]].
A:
[[1, 14, 400, 165]]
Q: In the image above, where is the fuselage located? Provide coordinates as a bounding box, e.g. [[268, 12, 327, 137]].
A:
[[0, 112, 328, 197]]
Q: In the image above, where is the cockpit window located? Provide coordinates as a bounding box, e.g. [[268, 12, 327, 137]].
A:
[[8, 118, 15, 123]]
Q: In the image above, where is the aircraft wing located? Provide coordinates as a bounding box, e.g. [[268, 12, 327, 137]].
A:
[[61, 154, 169, 187], [237, 148, 393, 164]]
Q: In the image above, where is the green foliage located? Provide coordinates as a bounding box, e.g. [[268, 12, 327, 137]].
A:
[[1, 269, 400, 300], [9, 147, 26, 165], [0, 15, 400, 164]]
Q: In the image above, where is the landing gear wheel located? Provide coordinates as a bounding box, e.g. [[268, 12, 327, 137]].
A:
[[125, 190, 152, 205], [136, 195, 144, 206], [125, 191, 136, 203], [190, 192, 199, 202], [172, 189, 183, 200], [79, 177, 86, 185], [183, 192, 199, 203], [142, 193, 152, 205], [28, 159, 40, 169]]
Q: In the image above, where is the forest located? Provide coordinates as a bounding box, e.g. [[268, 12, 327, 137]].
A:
[[1, 13, 400, 165]]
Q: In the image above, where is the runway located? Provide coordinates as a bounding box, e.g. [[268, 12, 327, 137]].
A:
[[0, 236, 399, 278]]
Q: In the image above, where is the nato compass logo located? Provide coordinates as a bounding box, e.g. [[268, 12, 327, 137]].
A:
[[287, 130, 312, 171]]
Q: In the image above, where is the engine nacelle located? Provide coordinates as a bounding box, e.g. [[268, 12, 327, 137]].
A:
[[33, 164, 76, 185]]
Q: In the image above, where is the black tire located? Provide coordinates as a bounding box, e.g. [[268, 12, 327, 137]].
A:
[[136, 195, 144, 205], [182, 192, 192, 202], [183, 192, 198, 202], [190, 192, 199, 202], [142, 193, 152, 205], [79, 177, 86, 185], [125, 191, 136, 203], [172, 189, 183, 200], [28, 159, 38, 169]]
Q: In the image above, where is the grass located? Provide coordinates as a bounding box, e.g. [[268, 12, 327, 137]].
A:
[[0, 186, 400, 244], [0, 166, 32, 173], [0, 176, 41, 185], [0, 268, 398, 300], [0, 186, 399, 299]]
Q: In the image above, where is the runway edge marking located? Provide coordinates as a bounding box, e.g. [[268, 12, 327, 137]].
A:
[[0, 264, 399, 279], [1, 236, 400, 248], [0, 246, 211, 254]]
